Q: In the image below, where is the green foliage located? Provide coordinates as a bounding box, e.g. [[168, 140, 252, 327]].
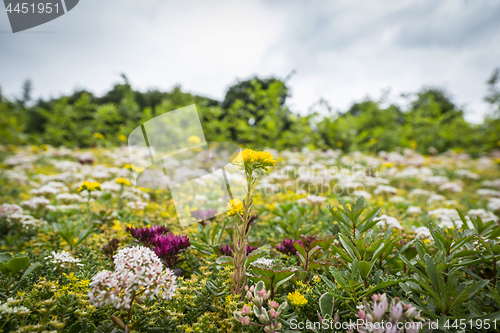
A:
[[2, 73, 499, 153]]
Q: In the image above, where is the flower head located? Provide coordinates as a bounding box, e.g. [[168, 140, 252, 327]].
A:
[[44, 251, 82, 269], [78, 181, 101, 193], [226, 199, 244, 217], [230, 149, 276, 172], [88, 246, 176, 310], [276, 238, 299, 256], [115, 178, 131, 186], [126, 225, 170, 247], [287, 290, 308, 307]]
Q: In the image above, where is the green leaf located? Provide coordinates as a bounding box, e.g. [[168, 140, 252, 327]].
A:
[[319, 293, 334, 318], [215, 256, 233, 266], [424, 254, 441, 295], [20, 262, 39, 280], [6, 256, 30, 275], [0, 253, 12, 263], [358, 261, 372, 280]]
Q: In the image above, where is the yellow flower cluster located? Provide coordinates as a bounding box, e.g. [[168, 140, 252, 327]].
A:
[[287, 290, 308, 307], [78, 181, 101, 192], [231, 149, 276, 172], [226, 199, 243, 217], [115, 178, 131, 186]]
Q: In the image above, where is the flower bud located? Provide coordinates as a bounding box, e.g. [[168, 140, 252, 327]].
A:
[[241, 305, 252, 315]]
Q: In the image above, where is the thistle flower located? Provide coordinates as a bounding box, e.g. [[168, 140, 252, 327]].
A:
[[230, 148, 276, 172], [78, 181, 101, 192], [126, 225, 170, 247], [276, 238, 299, 256], [115, 178, 131, 186], [88, 246, 176, 310], [287, 290, 308, 307]]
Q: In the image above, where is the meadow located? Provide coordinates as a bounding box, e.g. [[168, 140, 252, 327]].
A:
[[1, 143, 500, 333]]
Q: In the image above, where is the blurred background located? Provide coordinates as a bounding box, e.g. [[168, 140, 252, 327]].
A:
[[1, 0, 500, 154]]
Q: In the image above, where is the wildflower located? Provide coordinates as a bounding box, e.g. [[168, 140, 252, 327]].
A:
[[44, 251, 82, 269], [93, 133, 105, 140], [152, 233, 191, 268], [0, 298, 30, 316], [226, 199, 243, 217], [88, 246, 176, 310], [56, 193, 83, 204], [0, 203, 23, 218], [287, 290, 308, 307], [115, 178, 131, 186], [127, 200, 147, 210], [101, 238, 121, 262], [306, 194, 326, 204], [241, 304, 252, 315], [406, 206, 422, 214], [126, 225, 170, 247], [230, 149, 276, 172], [21, 197, 54, 211], [375, 215, 403, 230], [77, 181, 101, 192], [276, 238, 299, 256], [254, 258, 275, 267]]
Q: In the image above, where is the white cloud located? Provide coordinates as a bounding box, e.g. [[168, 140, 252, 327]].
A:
[[0, 0, 499, 123]]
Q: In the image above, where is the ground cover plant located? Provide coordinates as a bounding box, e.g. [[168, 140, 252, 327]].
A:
[[0, 144, 500, 332]]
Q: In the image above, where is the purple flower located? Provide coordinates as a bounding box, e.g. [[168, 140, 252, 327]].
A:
[[246, 245, 257, 255], [153, 233, 191, 268], [218, 244, 257, 257], [276, 238, 300, 256], [219, 244, 233, 256], [126, 225, 170, 247]]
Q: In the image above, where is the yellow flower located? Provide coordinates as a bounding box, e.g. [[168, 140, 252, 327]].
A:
[[230, 149, 276, 172], [119, 134, 127, 142], [381, 162, 394, 168], [116, 178, 131, 186], [226, 199, 243, 217], [287, 290, 308, 307], [369, 138, 377, 145], [409, 140, 417, 150], [78, 181, 101, 192], [188, 135, 202, 146], [336, 141, 343, 147], [93, 133, 105, 140]]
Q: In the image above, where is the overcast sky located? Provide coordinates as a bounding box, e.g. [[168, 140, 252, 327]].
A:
[[1, 0, 500, 122]]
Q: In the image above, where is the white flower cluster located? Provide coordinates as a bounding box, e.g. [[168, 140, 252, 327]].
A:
[[20, 197, 55, 211], [44, 251, 82, 268], [127, 200, 147, 210], [0, 203, 23, 218], [253, 258, 275, 267], [8, 214, 47, 229], [375, 215, 403, 230], [0, 298, 30, 317], [88, 246, 176, 310], [56, 193, 84, 204]]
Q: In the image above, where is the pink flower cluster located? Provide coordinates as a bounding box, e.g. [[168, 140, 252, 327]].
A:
[[88, 246, 176, 310], [357, 293, 423, 333], [234, 281, 287, 333]]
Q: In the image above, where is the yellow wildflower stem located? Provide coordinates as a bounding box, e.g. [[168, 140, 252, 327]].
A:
[[231, 170, 253, 298]]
